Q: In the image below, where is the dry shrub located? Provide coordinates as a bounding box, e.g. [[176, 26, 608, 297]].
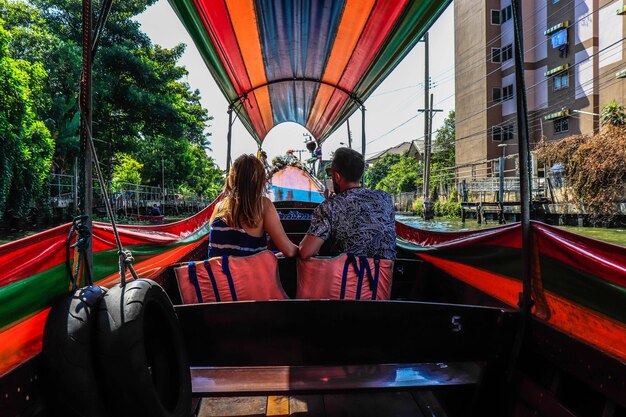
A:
[[535, 125, 626, 215]]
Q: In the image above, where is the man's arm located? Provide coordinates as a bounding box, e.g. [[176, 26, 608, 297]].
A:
[[300, 198, 331, 259], [299, 235, 325, 259]]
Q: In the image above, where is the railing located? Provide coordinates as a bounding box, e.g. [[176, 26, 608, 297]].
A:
[[49, 174, 210, 214]]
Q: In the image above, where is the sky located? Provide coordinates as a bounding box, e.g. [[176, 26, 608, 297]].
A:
[[135, 1, 455, 170]]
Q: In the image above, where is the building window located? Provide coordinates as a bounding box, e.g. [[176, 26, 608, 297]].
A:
[[491, 47, 501, 63], [501, 44, 513, 62], [492, 87, 502, 102], [502, 84, 514, 101], [492, 124, 514, 141], [550, 29, 567, 48], [553, 74, 569, 90], [554, 117, 569, 134], [550, 29, 569, 57], [493, 126, 502, 141], [501, 5, 512, 23], [491, 9, 501, 25]]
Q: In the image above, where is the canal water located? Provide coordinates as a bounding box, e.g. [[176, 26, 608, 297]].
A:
[[395, 214, 626, 247]]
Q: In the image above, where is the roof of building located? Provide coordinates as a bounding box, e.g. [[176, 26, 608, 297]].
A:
[[366, 141, 422, 164]]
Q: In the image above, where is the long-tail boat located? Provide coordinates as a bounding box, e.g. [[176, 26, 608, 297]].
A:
[[1, 1, 625, 416]]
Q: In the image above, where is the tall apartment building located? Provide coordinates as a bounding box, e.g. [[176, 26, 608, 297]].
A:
[[454, 0, 626, 178]]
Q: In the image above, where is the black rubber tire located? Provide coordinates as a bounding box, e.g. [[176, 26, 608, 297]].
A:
[[42, 285, 107, 417], [95, 279, 191, 417]]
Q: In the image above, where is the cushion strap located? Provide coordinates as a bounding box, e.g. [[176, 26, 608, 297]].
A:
[[202, 260, 221, 302], [187, 261, 203, 303], [341, 254, 363, 300], [221, 255, 238, 301], [354, 257, 367, 300], [358, 256, 381, 300]]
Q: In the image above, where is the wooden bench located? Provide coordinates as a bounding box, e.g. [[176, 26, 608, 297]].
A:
[[191, 362, 481, 396], [175, 300, 517, 402]]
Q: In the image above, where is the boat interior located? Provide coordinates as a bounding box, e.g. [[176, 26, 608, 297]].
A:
[[140, 201, 623, 417], [155, 201, 517, 417]]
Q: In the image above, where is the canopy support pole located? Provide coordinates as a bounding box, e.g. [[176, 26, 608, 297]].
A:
[[79, 0, 94, 282], [508, 0, 535, 381], [512, 0, 534, 321], [226, 107, 233, 172], [361, 105, 366, 186]]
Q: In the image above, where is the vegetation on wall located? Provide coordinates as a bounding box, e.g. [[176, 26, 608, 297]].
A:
[[535, 102, 626, 216]]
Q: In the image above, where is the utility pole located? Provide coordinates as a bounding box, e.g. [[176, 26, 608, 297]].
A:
[[418, 34, 443, 222], [346, 119, 353, 149], [420, 32, 434, 220], [419, 94, 442, 220]]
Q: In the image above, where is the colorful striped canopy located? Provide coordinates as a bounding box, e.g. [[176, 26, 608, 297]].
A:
[[168, 0, 450, 144]]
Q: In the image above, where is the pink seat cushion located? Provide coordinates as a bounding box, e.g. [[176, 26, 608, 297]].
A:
[[175, 250, 288, 303]]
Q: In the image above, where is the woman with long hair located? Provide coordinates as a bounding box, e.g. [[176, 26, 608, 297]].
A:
[[208, 154, 298, 258]]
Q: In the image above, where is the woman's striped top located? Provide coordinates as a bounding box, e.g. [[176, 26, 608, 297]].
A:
[[208, 217, 268, 258]]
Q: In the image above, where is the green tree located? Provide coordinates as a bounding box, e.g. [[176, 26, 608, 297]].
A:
[[365, 153, 401, 189], [431, 110, 456, 169], [430, 110, 455, 187], [31, 0, 216, 193], [376, 151, 421, 194], [186, 145, 224, 201], [1, 0, 218, 225], [111, 152, 143, 188], [0, 20, 54, 222]]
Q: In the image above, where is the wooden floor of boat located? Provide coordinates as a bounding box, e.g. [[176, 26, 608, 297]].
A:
[[197, 391, 447, 416]]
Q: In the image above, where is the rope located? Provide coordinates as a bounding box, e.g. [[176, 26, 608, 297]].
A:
[[80, 110, 139, 286], [65, 214, 92, 291]]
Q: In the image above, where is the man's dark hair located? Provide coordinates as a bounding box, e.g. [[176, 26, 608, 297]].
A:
[[333, 147, 364, 182]]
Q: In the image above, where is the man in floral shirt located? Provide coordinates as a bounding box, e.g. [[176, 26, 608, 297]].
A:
[[299, 148, 396, 259]]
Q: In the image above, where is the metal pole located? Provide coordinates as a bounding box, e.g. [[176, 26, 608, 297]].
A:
[[361, 105, 366, 186], [226, 107, 233, 172], [136, 180, 140, 215], [498, 144, 506, 224], [499, 153, 505, 203], [79, 0, 93, 280], [505, 0, 535, 382], [161, 158, 165, 215], [512, 0, 534, 316]]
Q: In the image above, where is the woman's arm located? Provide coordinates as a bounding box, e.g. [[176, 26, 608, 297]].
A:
[[262, 198, 298, 257]]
